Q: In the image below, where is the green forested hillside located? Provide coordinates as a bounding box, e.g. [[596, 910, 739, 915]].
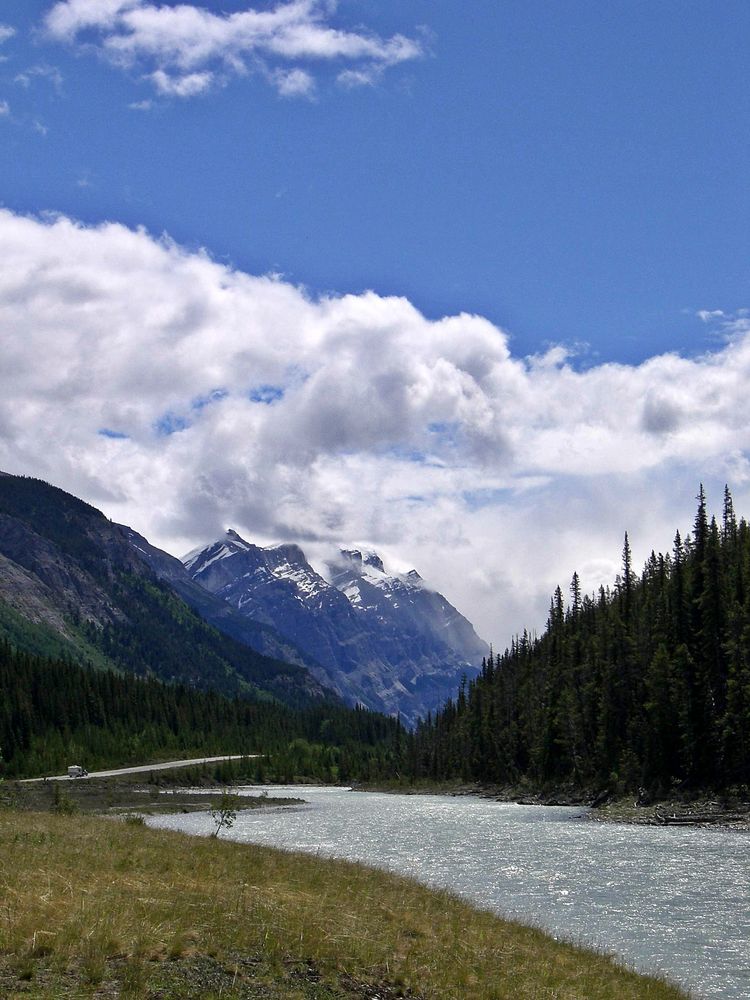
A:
[[0, 639, 404, 779], [0, 474, 328, 706], [408, 487, 750, 794], [0, 474, 405, 783]]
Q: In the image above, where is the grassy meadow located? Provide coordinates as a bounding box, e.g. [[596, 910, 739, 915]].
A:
[[0, 807, 690, 1000]]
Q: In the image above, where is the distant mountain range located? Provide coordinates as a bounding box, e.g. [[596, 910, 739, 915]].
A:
[[184, 532, 487, 725], [0, 472, 487, 724]]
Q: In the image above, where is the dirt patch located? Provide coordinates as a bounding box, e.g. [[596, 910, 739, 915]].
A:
[[0, 952, 423, 999]]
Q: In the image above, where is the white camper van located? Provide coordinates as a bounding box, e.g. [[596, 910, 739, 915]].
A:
[[67, 764, 88, 778]]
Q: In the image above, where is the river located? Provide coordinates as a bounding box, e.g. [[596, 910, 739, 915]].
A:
[[147, 786, 750, 999]]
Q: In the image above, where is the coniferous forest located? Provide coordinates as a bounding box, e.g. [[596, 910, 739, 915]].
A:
[[0, 639, 404, 781], [407, 488, 750, 795]]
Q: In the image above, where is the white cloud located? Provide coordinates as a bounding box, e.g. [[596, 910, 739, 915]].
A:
[[150, 68, 212, 97], [0, 22, 14, 108], [14, 64, 65, 92], [273, 67, 315, 98], [697, 309, 726, 323], [42, 0, 422, 99], [1, 208, 749, 645], [43, 0, 139, 40], [337, 67, 379, 89]]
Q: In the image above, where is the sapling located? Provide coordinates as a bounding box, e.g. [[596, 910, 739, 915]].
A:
[[210, 789, 239, 837]]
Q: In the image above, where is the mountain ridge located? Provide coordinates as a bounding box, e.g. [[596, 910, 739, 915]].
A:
[[0, 472, 489, 726], [0, 473, 332, 707], [125, 524, 330, 681], [184, 528, 488, 725]]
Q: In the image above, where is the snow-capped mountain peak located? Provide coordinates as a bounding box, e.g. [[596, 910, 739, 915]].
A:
[[331, 548, 425, 597], [182, 532, 488, 726], [182, 527, 251, 572]]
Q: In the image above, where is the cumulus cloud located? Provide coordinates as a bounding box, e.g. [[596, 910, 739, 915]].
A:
[[337, 66, 379, 89], [149, 67, 211, 96], [42, 0, 423, 99], [272, 67, 315, 99], [1, 208, 749, 643]]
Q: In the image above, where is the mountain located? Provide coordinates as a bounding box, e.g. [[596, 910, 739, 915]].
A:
[[184, 531, 488, 725], [123, 526, 333, 680], [0, 472, 488, 725], [330, 548, 488, 663], [0, 473, 331, 707]]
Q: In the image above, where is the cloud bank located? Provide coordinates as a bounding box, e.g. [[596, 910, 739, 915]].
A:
[[43, 0, 423, 99], [1, 207, 748, 642]]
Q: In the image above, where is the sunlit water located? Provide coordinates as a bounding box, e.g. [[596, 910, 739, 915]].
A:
[[148, 786, 750, 998]]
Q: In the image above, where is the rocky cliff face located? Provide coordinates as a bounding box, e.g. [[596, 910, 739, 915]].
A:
[[184, 531, 488, 725], [329, 548, 489, 665], [0, 496, 140, 637]]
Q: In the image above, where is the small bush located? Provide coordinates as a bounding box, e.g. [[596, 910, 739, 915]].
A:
[[52, 783, 77, 815]]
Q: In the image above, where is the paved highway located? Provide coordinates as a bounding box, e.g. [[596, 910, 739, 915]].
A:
[[20, 754, 256, 783]]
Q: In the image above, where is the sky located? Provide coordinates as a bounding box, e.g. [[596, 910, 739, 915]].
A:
[[0, 0, 748, 645]]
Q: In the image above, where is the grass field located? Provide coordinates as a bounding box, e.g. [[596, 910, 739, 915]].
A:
[[0, 808, 690, 1000]]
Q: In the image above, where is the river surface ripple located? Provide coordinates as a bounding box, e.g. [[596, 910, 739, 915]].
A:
[[148, 786, 750, 999]]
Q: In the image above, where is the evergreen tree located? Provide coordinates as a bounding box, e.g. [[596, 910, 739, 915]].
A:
[[406, 488, 750, 794]]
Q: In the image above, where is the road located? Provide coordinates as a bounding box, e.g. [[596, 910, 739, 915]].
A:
[[20, 754, 256, 783]]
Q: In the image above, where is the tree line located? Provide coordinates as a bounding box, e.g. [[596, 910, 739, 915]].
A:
[[406, 488, 750, 795], [0, 639, 404, 781]]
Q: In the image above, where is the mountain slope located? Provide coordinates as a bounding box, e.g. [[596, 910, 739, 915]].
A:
[[184, 531, 488, 725], [0, 474, 331, 707], [124, 526, 332, 679], [329, 548, 488, 663]]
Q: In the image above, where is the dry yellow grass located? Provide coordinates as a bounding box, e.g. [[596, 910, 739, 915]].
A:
[[0, 811, 690, 999]]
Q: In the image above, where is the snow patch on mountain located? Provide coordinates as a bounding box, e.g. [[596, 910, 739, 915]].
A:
[[182, 529, 489, 725]]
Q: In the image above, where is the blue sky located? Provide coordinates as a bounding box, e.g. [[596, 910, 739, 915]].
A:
[[0, 1, 748, 642], [2, 1, 747, 362]]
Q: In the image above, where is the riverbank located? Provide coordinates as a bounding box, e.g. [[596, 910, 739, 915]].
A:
[[0, 809, 689, 999], [354, 779, 750, 830], [1, 775, 301, 817], [588, 794, 750, 830], [10, 766, 748, 831]]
